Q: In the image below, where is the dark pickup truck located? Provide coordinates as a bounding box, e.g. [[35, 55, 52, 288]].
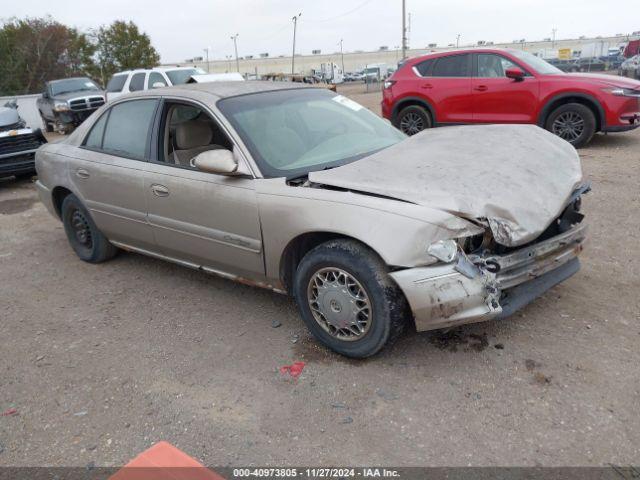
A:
[[0, 99, 47, 178], [36, 77, 105, 134]]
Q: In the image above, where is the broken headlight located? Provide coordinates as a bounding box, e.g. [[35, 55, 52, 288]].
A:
[[53, 101, 69, 112], [427, 239, 458, 263]]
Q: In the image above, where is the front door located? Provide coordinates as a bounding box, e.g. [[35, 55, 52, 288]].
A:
[[68, 98, 159, 251], [471, 53, 539, 123], [144, 100, 264, 278]]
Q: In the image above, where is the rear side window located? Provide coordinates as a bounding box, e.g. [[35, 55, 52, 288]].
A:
[[129, 73, 146, 92], [415, 59, 434, 76], [101, 100, 158, 159], [84, 113, 109, 149], [148, 72, 167, 88], [106, 75, 127, 93], [431, 54, 470, 77]]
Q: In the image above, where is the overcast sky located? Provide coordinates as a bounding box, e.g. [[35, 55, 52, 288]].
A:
[[6, 0, 640, 62]]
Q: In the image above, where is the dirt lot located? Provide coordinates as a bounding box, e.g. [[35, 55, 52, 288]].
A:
[[1, 85, 639, 468]]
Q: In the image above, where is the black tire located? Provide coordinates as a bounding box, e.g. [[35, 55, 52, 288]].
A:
[[14, 171, 36, 180], [545, 103, 596, 148], [395, 105, 432, 136], [61, 194, 118, 263], [40, 114, 54, 133], [293, 239, 408, 358]]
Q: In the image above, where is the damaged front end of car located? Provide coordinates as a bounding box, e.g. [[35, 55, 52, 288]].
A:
[[389, 184, 588, 332]]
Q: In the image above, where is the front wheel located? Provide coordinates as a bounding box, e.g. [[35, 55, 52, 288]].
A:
[[61, 194, 118, 263], [545, 103, 596, 148], [293, 239, 407, 358], [395, 105, 432, 136]]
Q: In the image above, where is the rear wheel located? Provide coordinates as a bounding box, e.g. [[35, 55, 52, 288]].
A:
[[40, 113, 53, 133], [293, 239, 407, 358], [396, 105, 432, 136], [545, 103, 596, 148], [61, 194, 118, 263]]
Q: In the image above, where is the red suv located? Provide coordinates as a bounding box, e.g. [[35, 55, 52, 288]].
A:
[[382, 48, 640, 147]]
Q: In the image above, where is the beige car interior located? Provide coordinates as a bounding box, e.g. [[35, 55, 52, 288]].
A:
[[164, 104, 232, 167]]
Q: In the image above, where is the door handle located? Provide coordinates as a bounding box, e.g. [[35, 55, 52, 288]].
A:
[[151, 184, 170, 197], [421, 83, 433, 89], [76, 168, 90, 179], [474, 85, 488, 92]]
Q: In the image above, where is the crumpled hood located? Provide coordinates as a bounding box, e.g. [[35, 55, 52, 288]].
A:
[[309, 124, 583, 247]]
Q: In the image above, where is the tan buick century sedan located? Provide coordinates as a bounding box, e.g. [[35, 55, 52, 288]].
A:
[[35, 82, 588, 357]]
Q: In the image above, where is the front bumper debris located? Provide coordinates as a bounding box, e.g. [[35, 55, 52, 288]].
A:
[[390, 223, 587, 331]]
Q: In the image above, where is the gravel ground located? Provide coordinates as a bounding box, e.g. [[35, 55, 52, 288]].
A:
[[1, 85, 639, 467]]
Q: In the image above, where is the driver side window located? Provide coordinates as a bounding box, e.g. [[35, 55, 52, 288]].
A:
[[159, 101, 233, 169], [477, 54, 521, 78]]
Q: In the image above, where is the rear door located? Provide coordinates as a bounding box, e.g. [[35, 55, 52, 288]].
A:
[[418, 53, 473, 123], [471, 53, 539, 123], [69, 98, 159, 250]]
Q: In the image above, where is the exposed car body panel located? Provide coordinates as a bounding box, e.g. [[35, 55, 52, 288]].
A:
[[309, 124, 582, 247], [392, 222, 586, 331]]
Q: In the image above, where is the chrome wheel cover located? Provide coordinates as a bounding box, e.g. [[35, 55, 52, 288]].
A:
[[399, 112, 425, 135], [307, 267, 372, 341], [552, 111, 585, 142]]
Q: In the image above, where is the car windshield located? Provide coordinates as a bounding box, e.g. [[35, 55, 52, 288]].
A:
[[51, 78, 100, 95], [511, 50, 564, 75], [165, 68, 206, 85], [218, 88, 406, 178]]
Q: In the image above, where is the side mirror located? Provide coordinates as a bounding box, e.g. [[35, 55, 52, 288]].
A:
[[151, 82, 166, 89], [42, 91, 49, 99], [505, 67, 525, 81], [193, 149, 239, 175]]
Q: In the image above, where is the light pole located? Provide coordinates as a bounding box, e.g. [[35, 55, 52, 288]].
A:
[[231, 34, 240, 73], [456, 34, 461, 48], [401, 0, 407, 60], [338, 39, 345, 73], [552, 28, 557, 48], [203, 47, 210, 73], [292, 12, 302, 75]]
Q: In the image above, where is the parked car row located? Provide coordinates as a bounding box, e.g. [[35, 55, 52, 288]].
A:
[[382, 48, 640, 147], [620, 55, 640, 79], [530, 56, 628, 74]]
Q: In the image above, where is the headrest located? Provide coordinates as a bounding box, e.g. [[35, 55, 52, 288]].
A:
[[175, 120, 213, 150]]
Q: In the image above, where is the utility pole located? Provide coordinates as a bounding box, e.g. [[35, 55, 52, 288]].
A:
[[552, 28, 557, 48], [401, 0, 407, 60], [231, 34, 240, 73], [203, 47, 210, 73], [338, 39, 345, 73], [456, 34, 461, 48], [292, 13, 302, 74]]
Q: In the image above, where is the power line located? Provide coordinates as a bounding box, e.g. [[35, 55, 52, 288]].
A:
[[303, 0, 377, 23]]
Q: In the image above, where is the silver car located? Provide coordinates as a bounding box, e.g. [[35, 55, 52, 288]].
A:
[[35, 82, 588, 357]]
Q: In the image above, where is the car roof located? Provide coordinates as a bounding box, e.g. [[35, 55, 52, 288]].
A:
[[128, 80, 314, 100], [49, 77, 93, 83], [112, 66, 203, 77], [406, 47, 523, 63]]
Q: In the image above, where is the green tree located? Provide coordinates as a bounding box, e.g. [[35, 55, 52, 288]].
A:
[[0, 17, 96, 95], [95, 20, 160, 85]]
